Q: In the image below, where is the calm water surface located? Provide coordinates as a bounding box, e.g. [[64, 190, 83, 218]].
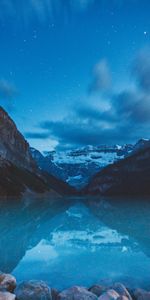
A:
[[0, 197, 150, 290]]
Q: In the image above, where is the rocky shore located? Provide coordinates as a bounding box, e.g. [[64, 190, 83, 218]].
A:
[[0, 272, 150, 300]]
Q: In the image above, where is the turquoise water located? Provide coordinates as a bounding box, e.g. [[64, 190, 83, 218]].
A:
[[0, 197, 150, 290]]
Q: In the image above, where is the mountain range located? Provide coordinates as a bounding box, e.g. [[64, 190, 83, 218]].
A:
[[30, 144, 133, 189], [31, 139, 150, 196], [0, 106, 150, 198]]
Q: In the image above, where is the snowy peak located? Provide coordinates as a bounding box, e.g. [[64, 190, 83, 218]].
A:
[[42, 144, 133, 165], [31, 139, 150, 190], [31, 143, 135, 189]]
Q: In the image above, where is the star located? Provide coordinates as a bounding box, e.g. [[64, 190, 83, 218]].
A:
[[49, 23, 55, 30], [32, 30, 37, 40]]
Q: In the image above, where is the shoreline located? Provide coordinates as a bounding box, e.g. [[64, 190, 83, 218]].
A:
[[0, 273, 149, 300]]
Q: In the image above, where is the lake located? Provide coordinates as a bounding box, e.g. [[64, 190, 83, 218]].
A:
[[0, 196, 150, 290]]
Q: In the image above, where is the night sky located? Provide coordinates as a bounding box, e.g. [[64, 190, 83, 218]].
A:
[[0, 0, 150, 151]]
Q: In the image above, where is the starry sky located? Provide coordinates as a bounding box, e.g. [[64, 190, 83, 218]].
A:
[[0, 0, 150, 152]]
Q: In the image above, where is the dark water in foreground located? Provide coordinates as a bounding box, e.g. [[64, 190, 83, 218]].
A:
[[0, 196, 150, 290]]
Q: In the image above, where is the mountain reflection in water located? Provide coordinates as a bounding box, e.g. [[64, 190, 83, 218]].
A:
[[0, 196, 150, 290]]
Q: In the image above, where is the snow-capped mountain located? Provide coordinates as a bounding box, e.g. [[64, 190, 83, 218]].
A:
[[31, 143, 133, 189]]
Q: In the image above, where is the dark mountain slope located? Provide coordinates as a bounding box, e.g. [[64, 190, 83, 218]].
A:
[[0, 158, 52, 198], [84, 146, 150, 196], [0, 107, 75, 198]]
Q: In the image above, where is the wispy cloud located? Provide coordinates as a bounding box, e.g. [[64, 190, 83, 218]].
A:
[[0, 79, 18, 112], [0, 79, 17, 101], [89, 59, 112, 94], [25, 132, 50, 139], [132, 48, 150, 92], [0, 0, 140, 24], [0, 0, 94, 24], [70, 0, 94, 11]]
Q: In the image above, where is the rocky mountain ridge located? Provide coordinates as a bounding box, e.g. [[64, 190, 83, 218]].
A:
[[0, 108, 36, 171], [0, 107, 74, 198]]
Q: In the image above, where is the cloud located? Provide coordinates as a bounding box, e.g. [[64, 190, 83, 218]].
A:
[[27, 90, 149, 149], [0, 0, 94, 23], [26, 47, 150, 150], [89, 59, 112, 94], [25, 132, 50, 139], [0, 79, 17, 101], [76, 104, 116, 124], [70, 0, 94, 11], [38, 111, 142, 149], [132, 48, 150, 92], [0, 0, 140, 24], [37, 90, 150, 149], [39, 120, 116, 147], [114, 91, 150, 123]]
